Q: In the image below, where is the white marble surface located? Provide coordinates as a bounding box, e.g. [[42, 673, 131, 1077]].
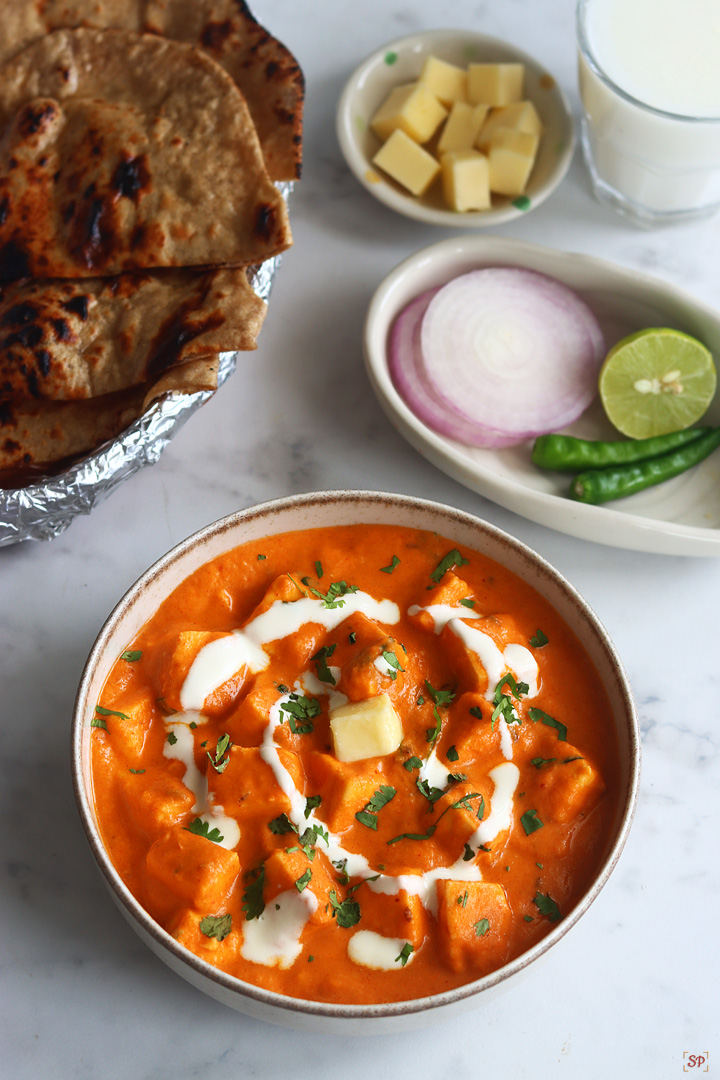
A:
[[1, 1, 719, 1076]]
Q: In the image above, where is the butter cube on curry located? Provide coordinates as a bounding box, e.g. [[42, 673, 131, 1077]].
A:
[[372, 129, 441, 196], [329, 693, 403, 762], [370, 82, 447, 143]]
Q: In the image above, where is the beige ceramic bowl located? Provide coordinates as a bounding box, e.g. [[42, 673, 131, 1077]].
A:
[[336, 30, 575, 227], [72, 491, 639, 1033]]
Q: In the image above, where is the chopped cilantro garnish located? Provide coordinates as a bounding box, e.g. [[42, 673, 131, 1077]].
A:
[[474, 918, 490, 937], [90, 717, 107, 731], [242, 867, 265, 920], [417, 694, 425, 706], [380, 555, 401, 574], [430, 549, 469, 584], [277, 683, 289, 693], [207, 732, 232, 774], [416, 778, 445, 807], [329, 890, 361, 928], [257, 554, 266, 561], [295, 869, 312, 892], [312, 644, 337, 685], [156, 697, 177, 716], [458, 890, 469, 907], [528, 707, 567, 742], [447, 772, 468, 785], [403, 756, 423, 772], [348, 631, 357, 644], [533, 891, 562, 922], [356, 785, 396, 828], [95, 704, 130, 720], [305, 795, 322, 818], [199, 914, 232, 941], [185, 817, 224, 844], [333, 858, 349, 885], [462, 843, 474, 862], [389, 791, 483, 845], [281, 693, 321, 734], [381, 649, 404, 680], [459, 597, 476, 609], [120, 650, 142, 662], [396, 942, 414, 966], [520, 809, 544, 835], [469, 706, 484, 721], [531, 756, 557, 769], [268, 813, 296, 835], [446, 744, 459, 762], [530, 629, 549, 648], [524, 915, 534, 922], [315, 560, 324, 579], [476, 796, 485, 820], [166, 730, 178, 746], [424, 681, 455, 708], [129, 768, 145, 774], [308, 580, 358, 609], [563, 756, 584, 764], [355, 811, 378, 830], [490, 673, 528, 730]]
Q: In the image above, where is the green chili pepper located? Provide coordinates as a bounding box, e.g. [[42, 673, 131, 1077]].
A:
[[570, 427, 720, 504], [532, 428, 711, 471]]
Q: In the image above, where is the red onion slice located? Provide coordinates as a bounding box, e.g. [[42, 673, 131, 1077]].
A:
[[419, 269, 605, 440], [388, 288, 525, 447]]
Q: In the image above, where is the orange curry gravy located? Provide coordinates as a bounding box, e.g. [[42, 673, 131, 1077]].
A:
[[90, 524, 619, 1004]]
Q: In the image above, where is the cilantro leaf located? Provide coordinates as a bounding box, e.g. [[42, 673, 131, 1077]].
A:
[[185, 817, 224, 844], [365, 785, 397, 813], [348, 631, 357, 644], [304, 795, 322, 818], [530, 629, 549, 648], [308, 580, 358, 609], [166, 731, 178, 746], [447, 772, 468, 785], [242, 867, 265, 920], [459, 597, 476, 609], [90, 717, 107, 731], [430, 549, 469, 584], [446, 744, 459, 762], [533, 891, 562, 922], [355, 810, 378, 830], [381, 649, 404, 679], [416, 778, 445, 807], [528, 707, 567, 742], [403, 756, 423, 772], [563, 756, 584, 764], [531, 756, 557, 769], [280, 693, 321, 734], [315, 560, 324, 579], [207, 732, 232, 774], [396, 942, 414, 966], [295, 869, 312, 892], [199, 914, 232, 941], [424, 681, 456, 708], [380, 555, 401, 574], [129, 768, 145, 774], [469, 706, 484, 721], [268, 813, 297, 836], [462, 843, 475, 861], [476, 795, 485, 820], [474, 918, 490, 937], [120, 650, 142, 662], [520, 809, 544, 835], [312, 644, 337, 685], [95, 705, 129, 720], [257, 554, 266, 561], [426, 707, 443, 748], [329, 889, 361, 928]]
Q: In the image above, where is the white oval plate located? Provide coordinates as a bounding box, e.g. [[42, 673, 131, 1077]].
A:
[[336, 30, 575, 228], [364, 236, 720, 556]]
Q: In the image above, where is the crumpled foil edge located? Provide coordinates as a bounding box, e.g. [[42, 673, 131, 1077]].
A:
[[0, 183, 291, 548]]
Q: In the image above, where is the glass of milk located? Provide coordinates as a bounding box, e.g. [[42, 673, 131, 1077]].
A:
[[577, 0, 720, 225]]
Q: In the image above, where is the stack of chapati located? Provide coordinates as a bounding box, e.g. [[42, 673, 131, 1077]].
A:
[[0, 1, 303, 476]]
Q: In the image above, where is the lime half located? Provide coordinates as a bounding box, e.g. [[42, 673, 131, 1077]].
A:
[[599, 328, 717, 439]]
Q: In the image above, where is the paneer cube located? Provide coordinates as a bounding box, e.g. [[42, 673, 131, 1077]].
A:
[[340, 637, 407, 700], [487, 128, 540, 196], [122, 766, 195, 838], [262, 848, 336, 924], [476, 100, 543, 149], [372, 129, 441, 196], [467, 63, 524, 107], [446, 692, 502, 763], [146, 827, 240, 909], [329, 693, 403, 762], [153, 629, 247, 715], [531, 748, 605, 824], [418, 55, 468, 107], [433, 782, 488, 857], [355, 888, 427, 947], [100, 685, 156, 761], [439, 613, 524, 696], [436, 880, 512, 973], [305, 752, 387, 832], [437, 102, 489, 154], [245, 572, 306, 620], [225, 672, 282, 746], [170, 907, 241, 968], [440, 150, 491, 211], [370, 82, 447, 143]]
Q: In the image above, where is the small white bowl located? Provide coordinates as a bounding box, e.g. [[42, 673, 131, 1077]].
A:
[[363, 236, 720, 556], [72, 491, 639, 1033], [336, 30, 575, 227]]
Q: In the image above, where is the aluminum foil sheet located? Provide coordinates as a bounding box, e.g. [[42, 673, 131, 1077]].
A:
[[0, 185, 291, 548]]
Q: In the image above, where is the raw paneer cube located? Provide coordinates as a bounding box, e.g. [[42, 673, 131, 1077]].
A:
[[436, 880, 512, 973], [440, 150, 491, 211], [437, 102, 489, 153], [305, 752, 387, 832], [146, 827, 240, 909], [531, 748, 605, 824], [476, 100, 543, 149], [330, 693, 403, 762], [356, 888, 427, 947], [372, 129, 440, 195], [370, 82, 447, 143], [467, 62, 524, 106], [487, 128, 540, 196], [122, 766, 195, 837], [418, 55, 468, 106], [263, 848, 336, 924]]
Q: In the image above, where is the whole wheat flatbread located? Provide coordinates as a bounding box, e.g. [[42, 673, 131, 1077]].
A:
[[0, 0, 304, 181], [0, 27, 292, 282], [0, 268, 265, 402]]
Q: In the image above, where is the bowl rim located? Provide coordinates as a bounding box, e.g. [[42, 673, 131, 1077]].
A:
[[72, 489, 640, 1021], [336, 27, 576, 228]]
